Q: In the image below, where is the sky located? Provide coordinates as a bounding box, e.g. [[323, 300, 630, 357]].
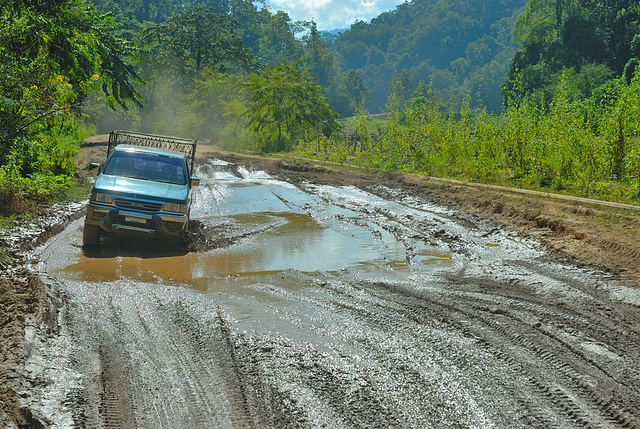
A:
[[261, 0, 406, 31]]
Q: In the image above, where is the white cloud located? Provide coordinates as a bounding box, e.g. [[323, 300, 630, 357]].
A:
[[262, 0, 406, 30]]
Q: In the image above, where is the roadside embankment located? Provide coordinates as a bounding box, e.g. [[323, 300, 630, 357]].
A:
[[0, 202, 84, 428]]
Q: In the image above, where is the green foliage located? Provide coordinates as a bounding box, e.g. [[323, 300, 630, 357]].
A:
[[300, 21, 372, 117], [296, 67, 640, 205], [597, 73, 640, 193], [0, 0, 139, 211], [91, 0, 254, 25], [100, 0, 525, 118], [246, 61, 339, 152], [90, 1, 315, 148], [387, 70, 414, 106], [504, 0, 640, 108], [189, 70, 254, 148], [332, 0, 526, 113], [0, 154, 73, 209], [254, 10, 305, 64], [142, 7, 256, 77], [92, 0, 306, 66], [0, 0, 142, 149]]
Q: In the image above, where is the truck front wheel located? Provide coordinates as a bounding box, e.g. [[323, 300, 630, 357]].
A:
[[83, 224, 101, 247]]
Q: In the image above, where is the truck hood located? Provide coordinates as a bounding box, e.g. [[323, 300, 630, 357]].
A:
[[95, 175, 189, 202]]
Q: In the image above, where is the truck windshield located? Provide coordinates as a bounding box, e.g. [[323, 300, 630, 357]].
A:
[[102, 151, 187, 185]]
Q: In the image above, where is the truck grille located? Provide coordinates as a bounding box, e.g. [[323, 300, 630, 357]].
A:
[[114, 196, 163, 213]]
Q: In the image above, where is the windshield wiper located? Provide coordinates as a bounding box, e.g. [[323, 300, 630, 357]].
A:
[[122, 174, 150, 181]]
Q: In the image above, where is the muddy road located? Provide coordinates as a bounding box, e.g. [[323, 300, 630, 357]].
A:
[[22, 157, 640, 428]]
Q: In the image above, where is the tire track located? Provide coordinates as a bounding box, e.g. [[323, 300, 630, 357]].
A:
[[319, 274, 640, 428], [99, 343, 137, 429]]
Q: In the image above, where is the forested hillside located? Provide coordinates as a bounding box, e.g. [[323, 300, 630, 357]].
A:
[[504, 0, 640, 106], [331, 0, 527, 113]]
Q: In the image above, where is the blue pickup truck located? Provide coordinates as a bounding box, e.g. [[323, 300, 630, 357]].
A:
[[83, 131, 199, 246]]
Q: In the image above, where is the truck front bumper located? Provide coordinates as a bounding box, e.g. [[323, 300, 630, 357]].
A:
[[85, 203, 188, 237]]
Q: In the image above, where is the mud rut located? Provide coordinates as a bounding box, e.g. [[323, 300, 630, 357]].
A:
[[27, 158, 640, 428]]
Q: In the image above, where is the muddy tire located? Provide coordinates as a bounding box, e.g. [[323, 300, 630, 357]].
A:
[[83, 223, 101, 247]]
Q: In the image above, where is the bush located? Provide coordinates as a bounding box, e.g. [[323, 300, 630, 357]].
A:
[[293, 71, 640, 206]]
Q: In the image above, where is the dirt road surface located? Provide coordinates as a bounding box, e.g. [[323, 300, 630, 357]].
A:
[[2, 141, 640, 428]]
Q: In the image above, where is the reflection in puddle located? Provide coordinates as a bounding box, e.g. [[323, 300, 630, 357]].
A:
[[62, 210, 451, 284]]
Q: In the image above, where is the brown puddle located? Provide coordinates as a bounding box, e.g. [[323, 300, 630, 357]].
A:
[[60, 211, 451, 286]]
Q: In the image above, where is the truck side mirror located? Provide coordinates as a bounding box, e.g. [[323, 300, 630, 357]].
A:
[[89, 162, 101, 173], [190, 177, 200, 187]]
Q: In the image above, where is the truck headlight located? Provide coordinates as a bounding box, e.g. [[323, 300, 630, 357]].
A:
[[163, 202, 187, 213], [94, 192, 113, 204]]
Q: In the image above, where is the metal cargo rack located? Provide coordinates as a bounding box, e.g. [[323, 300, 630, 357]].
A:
[[107, 130, 198, 172]]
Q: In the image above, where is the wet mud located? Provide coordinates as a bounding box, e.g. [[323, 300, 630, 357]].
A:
[[10, 156, 640, 427]]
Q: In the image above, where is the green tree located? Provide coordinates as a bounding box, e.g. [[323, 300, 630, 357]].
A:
[[344, 70, 373, 112], [246, 61, 338, 152], [302, 21, 370, 116], [387, 70, 414, 106], [504, 0, 640, 106], [242, 9, 305, 64], [303, 22, 335, 88], [143, 7, 255, 77], [0, 0, 142, 162], [513, 0, 572, 41]]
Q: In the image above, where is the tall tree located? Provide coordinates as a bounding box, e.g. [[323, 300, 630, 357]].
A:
[[254, 10, 304, 64], [388, 70, 414, 106], [344, 70, 373, 112], [513, 0, 572, 40], [302, 21, 369, 116], [143, 7, 255, 77], [303, 22, 334, 88], [246, 61, 338, 152]]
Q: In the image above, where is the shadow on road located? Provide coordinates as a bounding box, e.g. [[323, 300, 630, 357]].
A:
[[82, 234, 189, 259]]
